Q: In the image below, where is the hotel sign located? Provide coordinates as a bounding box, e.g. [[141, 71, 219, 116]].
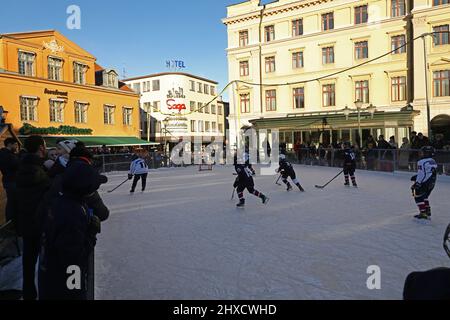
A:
[[44, 88, 68, 97]]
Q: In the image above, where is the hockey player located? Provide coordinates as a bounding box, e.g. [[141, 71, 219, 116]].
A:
[[129, 151, 149, 193], [233, 152, 269, 208], [343, 142, 358, 187], [411, 146, 437, 220], [276, 154, 305, 192]]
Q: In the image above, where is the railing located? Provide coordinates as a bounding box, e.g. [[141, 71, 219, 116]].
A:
[[286, 148, 450, 175]]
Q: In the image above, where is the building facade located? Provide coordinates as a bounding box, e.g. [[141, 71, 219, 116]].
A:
[[224, 0, 450, 150], [124, 72, 227, 144], [0, 30, 143, 146]]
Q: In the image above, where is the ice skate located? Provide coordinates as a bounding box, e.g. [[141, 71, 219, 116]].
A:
[[287, 184, 293, 192], [236, 199, 245, 208], [297, 184, 305, 192], [261, 195, 269, 205]]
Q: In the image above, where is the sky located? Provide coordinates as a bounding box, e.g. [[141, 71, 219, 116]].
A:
[[0, 0, 240, 97]]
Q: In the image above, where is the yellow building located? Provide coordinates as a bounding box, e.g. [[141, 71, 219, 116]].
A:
[[224, 0, 450, 149], [0, 30, 146, 147]]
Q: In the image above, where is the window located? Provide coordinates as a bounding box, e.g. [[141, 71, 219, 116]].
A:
[[239, 30, 249, 47], [218, 124, 224, 133], [48, 57, 63, 81], [292, 52, 304, 69], [197, 82, 203, 93], [152, 80, 160, 91], [191, 120, 196, 132], [218, 105, 223, 115], [355, 5, 368, 24], [322, 84, 336, 107], [18, 51, 36, 76], [198, 120, 204, 132], [204, 84, 209, 95], [265, 90, 277, 111], [211, 104, 216, 114], [190, 80, 195, 91], [322, 13, 334, 31], [190, 101, 196, 112], [433, 70, 450, 97], [240, 61, 249, 76], [143, 81, 151, 92], [104, 105, 115, 124], [123, 108, 132, 126], [240, 94, 250, 113], [265, 56, 276, 73], [212, 122, 217, 132], [355, 41, 369, 59], [106, 72, 117, 88], [74, 102, 88, 123], [73, 62, 87, 84], [143, 102, 152, 113], [292, 19, 303, 37], [391, 76, 407, 101], [322, 47, 335, 64], [355, 80, 369, 103], [293, 88, 305, 109], [20, 97, 37, 121], [433, 0, 449, 5], [197, 102, 203, 113], [49, 100, 64, 123], [153, 101, 160, 112], [133, 83, 141, 93], [205, 104, 210, 114], [391, 35, 406, 54], [433, 25, 449, 46], [265, 25, 275, 42], [205, 121, 210, 132], [391, 0, 406, 17], [211, 86, 216, 96]]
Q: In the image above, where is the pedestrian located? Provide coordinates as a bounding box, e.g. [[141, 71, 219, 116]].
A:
[[0, 137, 20, 222], [399, 137, 411, 170], [10, 135, 50, 300]]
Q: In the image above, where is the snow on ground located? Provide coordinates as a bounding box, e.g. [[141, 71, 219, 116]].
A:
[[95, 165, 450, 300]]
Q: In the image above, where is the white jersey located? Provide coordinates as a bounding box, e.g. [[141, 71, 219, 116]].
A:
[[416, 158, 437, 184], [130, 158, 149, 175]]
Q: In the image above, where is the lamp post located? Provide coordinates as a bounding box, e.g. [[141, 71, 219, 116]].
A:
[[163, 117, 169, 167], [342, 101, 377, 147], [144, 104, 151, 142]]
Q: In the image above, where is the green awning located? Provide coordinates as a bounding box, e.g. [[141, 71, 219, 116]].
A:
[[19, 136, 159, 148]]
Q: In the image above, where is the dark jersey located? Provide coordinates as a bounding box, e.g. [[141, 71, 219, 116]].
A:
[[343, 149, 356, 168], [278, 160, 294, 175], [234, 153, 254, 179]]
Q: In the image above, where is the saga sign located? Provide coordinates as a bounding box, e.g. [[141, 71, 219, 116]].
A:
[[166, 99, 186, 113]]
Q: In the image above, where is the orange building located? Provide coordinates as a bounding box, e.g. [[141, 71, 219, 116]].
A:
[[0, 30, 146, 147]]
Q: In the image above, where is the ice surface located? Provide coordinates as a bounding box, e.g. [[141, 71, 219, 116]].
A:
[[95, 165, 450, 300]]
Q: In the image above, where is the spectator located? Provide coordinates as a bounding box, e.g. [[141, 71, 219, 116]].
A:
[[364, 135, 378, 149], [294, 140, 302, 162], [414, 133, 430, 149], [365, 142, 377, 170], [10, 135, 50, 300], [43, 148, 57, 171], [410, 131, 418, 147], [389, 136, 398, 149], [48, 140, 78, 178], [38, 156, 108, 300], [0, 137, 20, 222], [432, 134, 446, 150], [399, 137, 411, 170], [377, 135, 391, 150]]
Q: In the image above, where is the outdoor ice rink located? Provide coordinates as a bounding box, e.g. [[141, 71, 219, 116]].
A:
[[95, 165, 450, 300]]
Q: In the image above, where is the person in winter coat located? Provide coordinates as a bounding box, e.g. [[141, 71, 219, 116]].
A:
[[0, 137, 20, 222], [10, 135, 50, 300], [47, 139, 78, 178], [38, 158, 108, 300]]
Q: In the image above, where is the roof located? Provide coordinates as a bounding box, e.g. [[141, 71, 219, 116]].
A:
[[123, 72, 218, 85]]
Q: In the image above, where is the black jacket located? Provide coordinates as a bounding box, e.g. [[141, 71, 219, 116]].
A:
[[0, 147, 20, 186], [11, 153, 51, 237]]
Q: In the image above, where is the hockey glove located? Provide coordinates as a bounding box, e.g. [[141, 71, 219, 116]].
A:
[[128, 174, 133, 180], [410, 175, 417, 182]]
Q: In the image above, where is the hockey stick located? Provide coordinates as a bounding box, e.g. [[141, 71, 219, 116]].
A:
[[107, 178, 129, 193], [315, 170, 344, 189], [231, 188, 236, 201], [275, 174, 282, 186]]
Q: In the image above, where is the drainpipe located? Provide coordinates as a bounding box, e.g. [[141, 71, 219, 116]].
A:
[[406, 0, 414, 104], [259, 4, 266, 115]]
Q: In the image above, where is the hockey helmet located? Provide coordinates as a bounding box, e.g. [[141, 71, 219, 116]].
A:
[[279, 154, 286, 161], [420, 146, 435, 158]]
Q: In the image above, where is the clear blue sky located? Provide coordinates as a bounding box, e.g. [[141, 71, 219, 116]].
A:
[[0, 0, 239, 97]]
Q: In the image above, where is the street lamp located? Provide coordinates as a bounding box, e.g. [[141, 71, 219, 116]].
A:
[[163, 117, 170, 167], [342, 101, 377, 147]]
